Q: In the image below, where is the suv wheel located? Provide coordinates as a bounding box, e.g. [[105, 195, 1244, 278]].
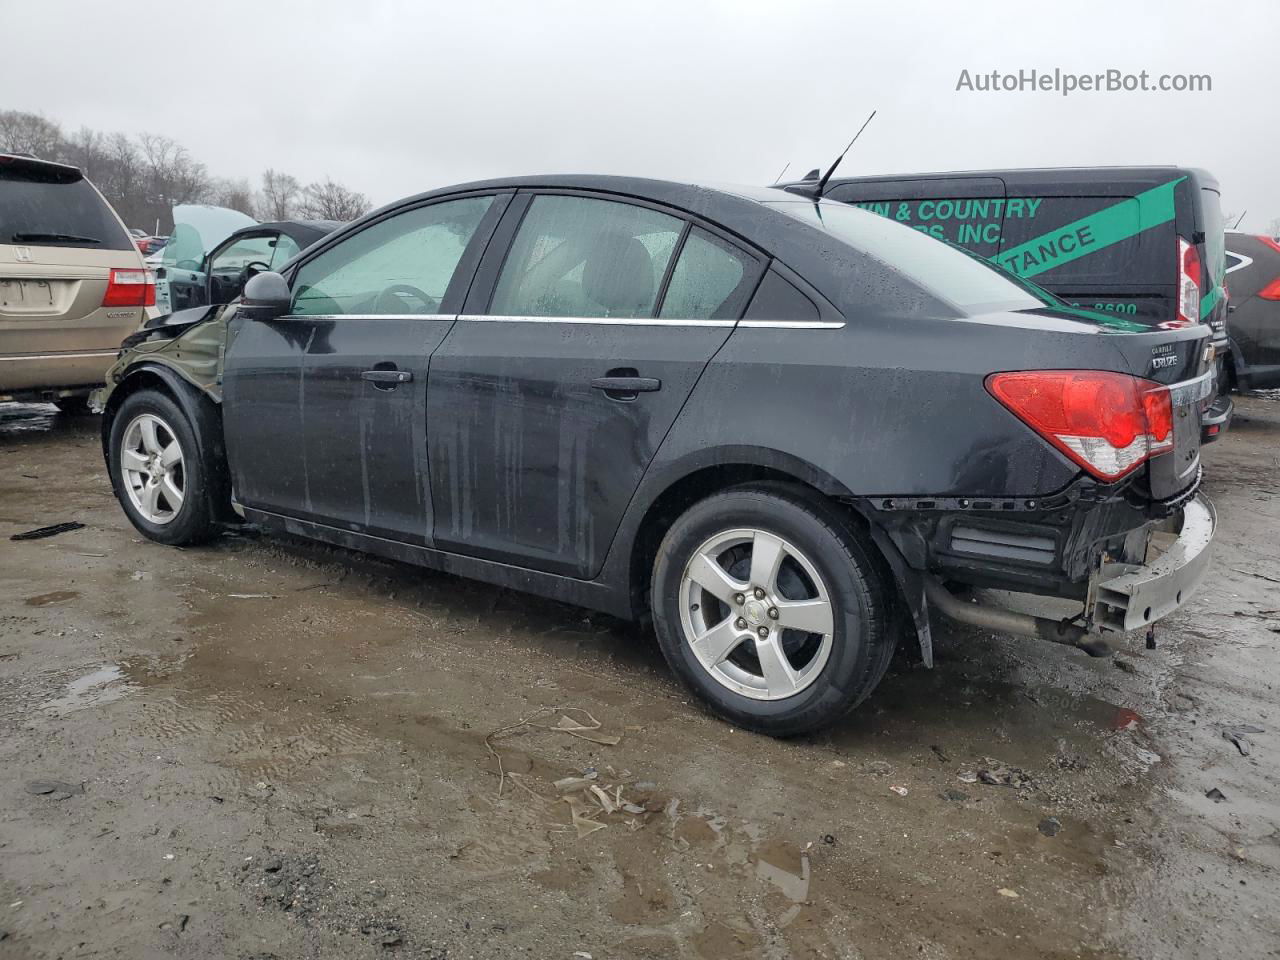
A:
[[651, 484, 893, 736], [109, 390, 217, 545]]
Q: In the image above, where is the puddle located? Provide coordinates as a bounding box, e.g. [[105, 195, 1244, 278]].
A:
[[25, 590, 80, 607], [42, 664, 135, 716], [753, 840, 810, 903]]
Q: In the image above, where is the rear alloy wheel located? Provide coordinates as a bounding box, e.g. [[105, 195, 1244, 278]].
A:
[[109, 389, 217, 545], [652, 484, 894, 736]]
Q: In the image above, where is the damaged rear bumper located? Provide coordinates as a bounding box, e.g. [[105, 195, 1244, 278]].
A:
[[1090, 494, 1215, 633]]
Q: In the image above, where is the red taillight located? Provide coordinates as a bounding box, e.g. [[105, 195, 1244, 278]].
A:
[[1176, 236, 1202, 326], [102, 267, 155, 308], [1260, 276, 1280, 301], [1260, 236, 1280, 255], [986, 371, 1175, 481]]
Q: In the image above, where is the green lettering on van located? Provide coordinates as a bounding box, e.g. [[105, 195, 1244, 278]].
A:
[[995, 177, 1185, 279]]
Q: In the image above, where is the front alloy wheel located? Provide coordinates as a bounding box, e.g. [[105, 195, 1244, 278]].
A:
[[108, 388, 218, 545], [120, 413, 186, 524]]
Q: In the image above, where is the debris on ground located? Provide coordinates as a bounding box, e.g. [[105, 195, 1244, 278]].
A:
[[25, 780, 83, 800], [228, 593, 277, 599], [1038, 817, 1062, 837], [957, 771, 979, 784], [977, 763, 1033, 789], [942, 789, 969, 802], [997, 888, 1020, 899], [889, 785, 909, 797], [1206, 788, 1228, 803], [485, 707, 623, 797], [1221, 725, 1263, 757], [10, 521, 85, 541]]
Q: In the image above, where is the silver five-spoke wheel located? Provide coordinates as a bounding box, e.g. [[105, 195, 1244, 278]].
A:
[[678, 527, 834, 701], [120, 413, 186, 525]]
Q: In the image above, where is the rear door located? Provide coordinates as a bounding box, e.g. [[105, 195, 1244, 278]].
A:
[[426, 191, 764, 577], [223, 193, 506, 543], [824, 177, 1007, 258], [994, 176, 1182, 325]]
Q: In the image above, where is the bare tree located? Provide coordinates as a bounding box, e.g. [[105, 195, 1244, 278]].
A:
[[299, 177, 371, 221], [63, 126, 106, 180], [210, 178, 256, 218], [0, 110, 65, 159], [259, 168, 301, 220]]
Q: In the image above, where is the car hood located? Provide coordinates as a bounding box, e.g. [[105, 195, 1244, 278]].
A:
[[161, 204, 257, 270]]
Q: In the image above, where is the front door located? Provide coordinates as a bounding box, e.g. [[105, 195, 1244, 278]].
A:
[[224, 193, 504, 544], [427, 192, 763, 577]]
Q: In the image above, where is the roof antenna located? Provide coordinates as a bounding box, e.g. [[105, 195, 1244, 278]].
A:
[[773, 161, 791, 185], [798, 110, 876, 199], [1231, 209, 1247, 230]]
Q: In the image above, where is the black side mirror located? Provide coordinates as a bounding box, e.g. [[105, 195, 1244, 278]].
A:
[[240, 271, 292, 322]]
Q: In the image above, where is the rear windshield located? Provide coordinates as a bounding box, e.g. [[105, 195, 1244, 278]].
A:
[[1, 165, 132, 251], [765, 199, 1048, 315]]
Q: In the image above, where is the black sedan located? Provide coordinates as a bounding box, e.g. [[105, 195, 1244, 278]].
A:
[[96, 176, 1216, 734]]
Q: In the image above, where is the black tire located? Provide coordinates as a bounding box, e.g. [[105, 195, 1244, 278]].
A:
[[108, 389, 218, 545], [651, 483, 893, 737], [53, 395, 93, 416]]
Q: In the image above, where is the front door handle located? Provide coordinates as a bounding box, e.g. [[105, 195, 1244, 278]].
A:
[[362, 368, 412, 386], [590, 374, 661, 401]]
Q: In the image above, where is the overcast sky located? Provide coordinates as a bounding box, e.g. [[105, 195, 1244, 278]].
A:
[[5, 0, 1277, 231]]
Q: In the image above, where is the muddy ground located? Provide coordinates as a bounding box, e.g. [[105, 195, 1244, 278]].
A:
[[1, 396, 1277, 960]]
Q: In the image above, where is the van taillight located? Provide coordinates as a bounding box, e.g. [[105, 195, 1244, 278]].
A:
[[986, 370, 1174, 481], [102, 268, 156, 308], [1175, 237, 1201, 326]]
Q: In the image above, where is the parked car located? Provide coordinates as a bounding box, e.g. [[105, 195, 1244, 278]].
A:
[[787, 166, 1233, 439], [1, 153, 153, 411], [1223, 231, 1280, 390], [154, 209, 336, 314], [94, 176, 1215, 735]]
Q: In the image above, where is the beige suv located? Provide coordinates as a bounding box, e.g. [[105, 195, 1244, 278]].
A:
[[1, 154, 152, 412]]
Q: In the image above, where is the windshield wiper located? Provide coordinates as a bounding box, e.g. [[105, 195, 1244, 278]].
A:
[[10, 232, 102, 245]]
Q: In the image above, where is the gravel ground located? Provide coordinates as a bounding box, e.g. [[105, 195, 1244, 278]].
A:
[[1, 395, 1277, 960]]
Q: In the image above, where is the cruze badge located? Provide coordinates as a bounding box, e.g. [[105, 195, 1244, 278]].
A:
[[14, 246, 32, 262]]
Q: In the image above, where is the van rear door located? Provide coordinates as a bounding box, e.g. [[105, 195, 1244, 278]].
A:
[[824, 177, 1007, 258], [993, 175, 1184, 327]]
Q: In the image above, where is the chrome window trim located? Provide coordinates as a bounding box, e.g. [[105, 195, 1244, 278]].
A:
[[277, 313, 845, 329], [456, 315, 846, 329], [281, 314, 456, 321], [458, 314, 735, 328]]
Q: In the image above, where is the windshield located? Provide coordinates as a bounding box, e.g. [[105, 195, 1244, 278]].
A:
[[765, 199, 1050, 315], [1, 165, 132, 250]]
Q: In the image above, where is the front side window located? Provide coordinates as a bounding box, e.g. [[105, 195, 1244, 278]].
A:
[[292, 196, 493, 316], [490, 195, 683, 318], [659, 228, 754, 319]]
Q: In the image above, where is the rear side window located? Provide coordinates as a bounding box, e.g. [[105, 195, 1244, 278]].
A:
[[490, 195, 683, 318], [1, 164, 132, 251], [292, 196, 493, 316], [767, 200, 1047, 315], [659, 228, 757, 319]]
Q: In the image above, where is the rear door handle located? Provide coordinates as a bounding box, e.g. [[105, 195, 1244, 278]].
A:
[[590, 376, 661, 400]]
